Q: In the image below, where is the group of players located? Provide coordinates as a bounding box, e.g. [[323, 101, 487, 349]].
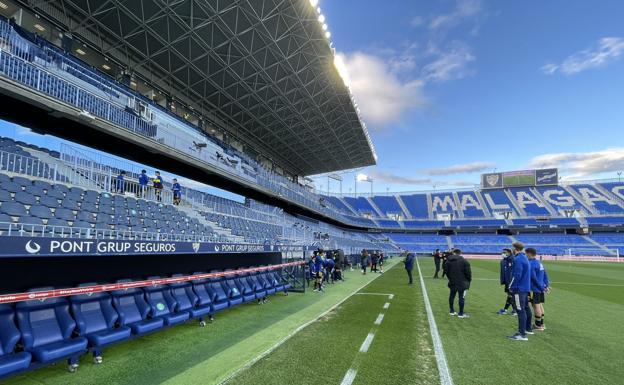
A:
[[434, 241, 551, 341], [307, 249, 346, 293]]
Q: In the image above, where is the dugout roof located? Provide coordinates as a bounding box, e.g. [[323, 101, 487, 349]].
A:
[[22, 0, 377, 175]]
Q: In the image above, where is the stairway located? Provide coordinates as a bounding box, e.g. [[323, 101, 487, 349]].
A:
[[530, 187, 558, 216], [367, 197, 385, 218], [505, 189, 527, 217], [562, 185, 597, 215], [583, 235, 617, 256], [396, 195, 413, 219]]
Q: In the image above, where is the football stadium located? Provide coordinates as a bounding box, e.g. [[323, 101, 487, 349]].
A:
[[0, 1, 623, 384]]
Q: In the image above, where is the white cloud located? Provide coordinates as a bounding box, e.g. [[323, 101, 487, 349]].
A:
[[368, 170, 432, 185], [429, 0, 482, 30], [542, 37, 624, 75], [422, 42, 475, 82], [424, 161, 495, 176], [529, 148, 624, 177], [14, 125, 38, 137], [338, 52, 426, 128], [410, 16, 425, 28]]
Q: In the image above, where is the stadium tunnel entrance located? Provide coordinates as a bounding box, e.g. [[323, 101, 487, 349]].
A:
[[0, 251, 283, 294]]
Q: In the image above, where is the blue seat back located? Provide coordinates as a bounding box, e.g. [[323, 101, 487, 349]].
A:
[[111, 284, 150, 325], [15, 288, 76, 350], [71, 285, 118, 335], [207, 277, 228, 301], [144, 278, 176, 317], [0, 305, 21, 357], [169, 277, 197, 312], [191, 275, 213, 306]]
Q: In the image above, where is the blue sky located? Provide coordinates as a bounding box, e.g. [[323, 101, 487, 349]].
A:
[[310, 0, 624, 194], [2, 0, 624, 196]]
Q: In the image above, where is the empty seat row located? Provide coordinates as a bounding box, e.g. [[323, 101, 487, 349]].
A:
[[0, 268, 291, 378]]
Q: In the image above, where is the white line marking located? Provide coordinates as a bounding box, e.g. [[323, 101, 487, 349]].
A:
[[473, 278, 624, 287], [359, 333, 375, 353], [374, 313, 385, 325], [219, 272, 389, 384], [388, 294, 394, 300], [383, 302, 390, 309], [416, 258, 454, 385], [340, 368, 358, 385], [356, 292, 394, 296]]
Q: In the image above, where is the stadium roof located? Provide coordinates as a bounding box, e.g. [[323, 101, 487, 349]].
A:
[[24, 0, 377, 175]]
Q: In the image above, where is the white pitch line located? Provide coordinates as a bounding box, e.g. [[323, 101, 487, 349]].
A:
[[473, 278, 624, 287], [383, 302, 390, 309], [340, 368, 358, 385], [219, 271, 389, 384], [356, 292, 394, 296], [416, 258, 454, 385], [359, 333, 375, 353], [374, 313, 385, 325]]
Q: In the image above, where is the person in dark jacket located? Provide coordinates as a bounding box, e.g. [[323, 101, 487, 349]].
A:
[[497, 248, 516, 315], [360, 250, 369, 275], [403, 252, 415, 284], [444, 249, 472, 318], [433, 249, 442, 278], [508, 241, 533, 341], [371, 252, 379, 273]]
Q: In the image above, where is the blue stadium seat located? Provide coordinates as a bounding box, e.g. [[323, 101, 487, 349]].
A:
[[0, 304, 32, 378], [39, 196, 60, 208], [70, 285, 131, 362], [222, 272, 243, 306], [257, 270, 276, 296], [54, 208, 75, 220], [143, 278, 190, 326], [168, 275, 211, 326], [1, 202, 27, 216], [18, 217, 44, 233], [1, 183, 22, 194], [0, 189, 11, 202], [190, 275, 215, 322], [110, 283, 164, 335], [234, 273, 257, 303], [268, 270, 290, 294], [204, 275, 230, 313], [246, 272, 267, 302], [52, 184, 69, 194], [32, 180, 52, 190], [45, 189, 64, 200], [14, 193, 36, 206], [15, 289, 88, 370], [29, 205, 53, 219], [0, 214, 14, 232], [11, 176, 32, 187]]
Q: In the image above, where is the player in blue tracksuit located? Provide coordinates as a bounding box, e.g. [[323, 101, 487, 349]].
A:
[[324, 254, 335, 284], [527, 248, 550, 331], [403, 252, 415, 284], [508, 242, 533, 340], [307, 256, 315, 288], [497, 248, 516, 315], [313, 252, 325, 292]]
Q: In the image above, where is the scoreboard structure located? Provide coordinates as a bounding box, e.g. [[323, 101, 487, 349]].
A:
[[481, 168, 558, 189]]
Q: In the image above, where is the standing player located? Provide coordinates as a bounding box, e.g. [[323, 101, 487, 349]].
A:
[[378, 252, 385, 274], [444, 249, 472, 318], [497, 248, 516, 315], [371, 251, 379, 273], [508, 242, 533, 341], [360, 249, 369, 275], [527, 248, 550, 331], [313, 252, 325, 293], [403, 252, 415, 285], [433, 249, 442, 278]]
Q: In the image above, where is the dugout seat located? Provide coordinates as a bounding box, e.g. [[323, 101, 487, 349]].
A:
[[222, 271, 243, 306], [15, 288, 88, 372], [0, 304, 31, 378], [204, 274, 229, 313], [169, 275, 211, 326], [246, 271, 267, 302], [190, 274, 215, 323], [143, 277, 189, 326], [70, 284, 131, 363], [111, 282, 164, 335], [257, 269, 276, 296], [234, 272, 257, 303]]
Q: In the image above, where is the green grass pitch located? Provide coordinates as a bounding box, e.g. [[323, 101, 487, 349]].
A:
[[5, 258, 624, 384]]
